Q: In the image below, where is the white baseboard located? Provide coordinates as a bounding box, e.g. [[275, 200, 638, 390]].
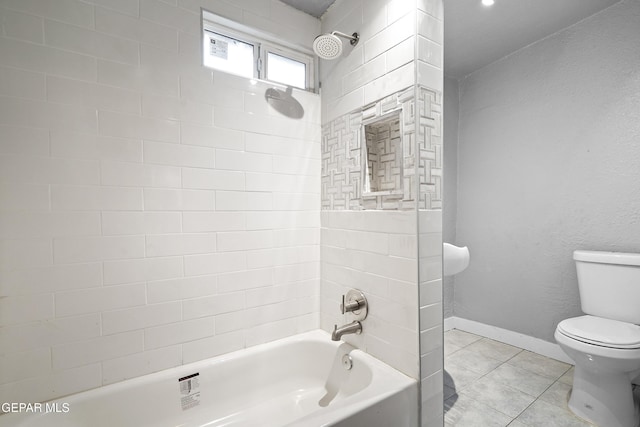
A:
[[444, 316, 574, 365], [443, 317, 456, 332]]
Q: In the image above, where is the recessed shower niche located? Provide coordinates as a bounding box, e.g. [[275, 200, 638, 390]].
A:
[[362, 110, 404, 197]]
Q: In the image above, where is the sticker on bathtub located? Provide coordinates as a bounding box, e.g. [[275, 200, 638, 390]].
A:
[[178, 373, 200, 411]]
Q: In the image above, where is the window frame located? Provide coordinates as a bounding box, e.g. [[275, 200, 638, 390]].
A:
[[261, 42, 313, 90], [202, 11, 315, 92]]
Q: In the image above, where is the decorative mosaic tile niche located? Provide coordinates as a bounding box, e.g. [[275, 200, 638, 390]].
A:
[[363, 111, 403, 196], [321, 86, 442, 210]]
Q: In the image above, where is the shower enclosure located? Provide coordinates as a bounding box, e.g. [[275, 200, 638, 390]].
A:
[[0, 0, 444, 426]]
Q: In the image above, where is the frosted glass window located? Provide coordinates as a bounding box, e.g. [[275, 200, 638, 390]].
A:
[[203, 31, 255, 79], [266, 52, 306, 89]]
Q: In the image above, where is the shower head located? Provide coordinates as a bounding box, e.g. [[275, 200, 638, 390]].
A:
[[313, 31, 359, 60], [313, 33, 342, 59]]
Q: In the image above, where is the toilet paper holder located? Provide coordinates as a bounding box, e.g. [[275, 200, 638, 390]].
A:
[[443, 243, 470, 276]]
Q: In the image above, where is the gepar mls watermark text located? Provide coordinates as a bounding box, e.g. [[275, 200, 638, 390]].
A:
[[2, 402, 70, 414]]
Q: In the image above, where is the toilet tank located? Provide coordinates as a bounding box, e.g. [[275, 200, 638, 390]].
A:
[[574, 250, 640, 324]]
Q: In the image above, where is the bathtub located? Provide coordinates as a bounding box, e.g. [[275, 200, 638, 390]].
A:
[[0, 330, 418, 427]]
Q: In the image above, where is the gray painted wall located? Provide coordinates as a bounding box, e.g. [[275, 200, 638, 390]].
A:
[[443, 76, 459, 319], [453, 0, 640, 342]]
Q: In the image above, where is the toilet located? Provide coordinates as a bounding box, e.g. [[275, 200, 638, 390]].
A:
[[555, 250, 640, 427]]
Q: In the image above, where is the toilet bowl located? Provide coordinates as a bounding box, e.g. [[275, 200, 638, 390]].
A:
[[555, 316, 640, 427], [555, 250, 640, 427]]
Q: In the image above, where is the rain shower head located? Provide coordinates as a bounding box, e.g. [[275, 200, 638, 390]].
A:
[[313, 33, 342, 59], [313, 31, 359, 60]]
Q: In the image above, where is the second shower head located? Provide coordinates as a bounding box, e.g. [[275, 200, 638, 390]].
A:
[[313, 31, 359, 60]]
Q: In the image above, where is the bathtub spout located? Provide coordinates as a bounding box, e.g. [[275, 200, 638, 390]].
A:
[[331, 321, 362, 341]]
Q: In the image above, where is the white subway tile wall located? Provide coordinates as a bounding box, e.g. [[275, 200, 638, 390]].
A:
[[320, 210, 420, 378], [416, 3, 444, 425], [418, 2, 444, 425], [419, 210, 444, 427], [320, 2, 444, 427], [0, 0, 321, 404], [320, 0, 416, 124]]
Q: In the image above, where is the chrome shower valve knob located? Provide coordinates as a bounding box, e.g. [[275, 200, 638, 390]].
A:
[[339, 289, 368, 321], [340, 294, 361, 314]]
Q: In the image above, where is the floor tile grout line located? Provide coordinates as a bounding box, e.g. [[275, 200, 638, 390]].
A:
[[452, 355, 532, 418], [510, 379, 559, 426], [444, 356, 524, 422], [445, 361, 559, 427], [444, 330, 588, 427]]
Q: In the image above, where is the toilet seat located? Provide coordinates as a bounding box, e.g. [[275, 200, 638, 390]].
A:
[[557, 315, 640, 349]]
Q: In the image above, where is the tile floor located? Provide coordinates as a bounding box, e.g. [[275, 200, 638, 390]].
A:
[[444, 329, 593, 427]]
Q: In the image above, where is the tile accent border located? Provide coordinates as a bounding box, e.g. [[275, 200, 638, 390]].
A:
[[321, 86, 442, 211], [417, 86, 443, 210]]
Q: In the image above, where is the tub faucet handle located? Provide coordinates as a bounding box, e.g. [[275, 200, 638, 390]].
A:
[[339, 289, 368, 320], [340, 294, 361, 314]]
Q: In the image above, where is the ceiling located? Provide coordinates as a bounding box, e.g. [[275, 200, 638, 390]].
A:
[[444, 0, 621, 79], [280, 0, 336, 18], [282, 0, 621, 79]]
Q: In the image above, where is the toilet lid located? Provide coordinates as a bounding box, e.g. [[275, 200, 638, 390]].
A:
[[558, 315, 640, 349]]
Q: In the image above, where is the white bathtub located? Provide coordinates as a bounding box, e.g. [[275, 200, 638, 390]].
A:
[[0, 330, 418, 427]]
